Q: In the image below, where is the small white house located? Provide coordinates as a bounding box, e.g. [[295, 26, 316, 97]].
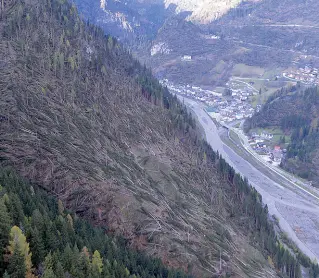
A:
[[211, 35, 221, 40], [182, 55, 192, 61]]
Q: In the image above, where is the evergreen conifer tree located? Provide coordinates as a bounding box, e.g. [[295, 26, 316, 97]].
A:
[[7, 248, 26, 278], [0, 197, 12, 272], [7, 226, 34, 277]]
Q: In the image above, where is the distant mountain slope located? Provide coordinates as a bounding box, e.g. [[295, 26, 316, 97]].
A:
[[72, 0, 171, 45], [230, 0, 319, 25], [70, 0, 249, 46], [72, 0, 319, 86], [164, 0, 245, 23], [244, 86, 319, 185], [0, 0, 310, 277]]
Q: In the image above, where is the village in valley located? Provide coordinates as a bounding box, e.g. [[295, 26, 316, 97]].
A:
[[283, 65, 319, 85], [247, 131, 286, 166], [160, 79, 258, 122], [161, 78, 285, 166]]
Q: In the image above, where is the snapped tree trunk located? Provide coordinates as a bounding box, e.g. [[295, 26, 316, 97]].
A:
[[0, 0, 4, 17]]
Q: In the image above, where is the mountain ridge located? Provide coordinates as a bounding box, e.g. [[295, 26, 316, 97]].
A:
[[77, 0, 319, 87]]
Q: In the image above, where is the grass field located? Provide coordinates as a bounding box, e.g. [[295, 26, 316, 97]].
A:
[[230, 66, 294, 106], [232, 64, 265, 78], [249, 127, 291, 146]]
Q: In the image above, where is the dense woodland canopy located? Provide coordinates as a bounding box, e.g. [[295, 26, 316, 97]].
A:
[[0, 0, 318, 277]]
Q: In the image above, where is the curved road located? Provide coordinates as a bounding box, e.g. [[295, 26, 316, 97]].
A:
[[181, 96, 319, 262]]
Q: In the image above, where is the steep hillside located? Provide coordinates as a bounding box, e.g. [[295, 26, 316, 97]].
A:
[[164, 0, 245, 23], [72, 0, 171, 45], [244, 86, 319, 185], [150, 0, 319, 85], [224, 0, 319, 25], [72, 0, 247, 40], [0, 0, 312, 277], [0, 167, 192, 278], [72, 0, 319, 87]]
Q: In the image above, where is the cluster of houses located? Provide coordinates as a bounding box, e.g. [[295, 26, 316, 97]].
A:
[[161, 78, 286, 165], [160, 78, 287, 166], [249, 132, 284, 164], [283, 66, 319, 85], [160, 79, 257, 123], [217, 101, 255, 122], [216, 87, 256, 122], [160, 80, 223, 101]]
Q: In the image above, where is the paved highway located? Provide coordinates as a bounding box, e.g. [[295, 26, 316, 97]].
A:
[[180, 96, 319, 262]]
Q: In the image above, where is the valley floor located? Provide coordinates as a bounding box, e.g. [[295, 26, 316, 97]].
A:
[[180, 96, 319, 263]]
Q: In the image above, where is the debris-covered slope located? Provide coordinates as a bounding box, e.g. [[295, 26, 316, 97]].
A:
[[0, 0, 305, 277], [0, 167, 193, 278]]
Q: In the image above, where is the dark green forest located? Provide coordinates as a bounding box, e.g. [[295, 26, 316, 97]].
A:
[[0, 167, 193, 278]]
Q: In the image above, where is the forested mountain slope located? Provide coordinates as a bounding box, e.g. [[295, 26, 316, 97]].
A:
[[0, 167, 192, 278], [220, 0, 319, 25], [245, 86, 319, 186], [72, 0, 172, 45], [72, 0, 247, 42], [71, 0, 319, 86], [0, 0, 315, 277]]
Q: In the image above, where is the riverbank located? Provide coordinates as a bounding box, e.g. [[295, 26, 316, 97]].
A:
[[178, 95, 319, 262]]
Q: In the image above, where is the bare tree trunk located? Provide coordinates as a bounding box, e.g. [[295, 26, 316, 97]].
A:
[[0, 0, 4, 18], [219, 249, 222, 272]]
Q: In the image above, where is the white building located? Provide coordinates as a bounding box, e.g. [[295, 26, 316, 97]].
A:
[[182, 55, 192, 61]]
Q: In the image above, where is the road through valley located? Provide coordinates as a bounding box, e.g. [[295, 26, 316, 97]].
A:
[[181, 96, 319, 262]]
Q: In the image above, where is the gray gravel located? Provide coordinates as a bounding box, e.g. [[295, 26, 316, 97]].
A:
[[181, 96, 319, 262]]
